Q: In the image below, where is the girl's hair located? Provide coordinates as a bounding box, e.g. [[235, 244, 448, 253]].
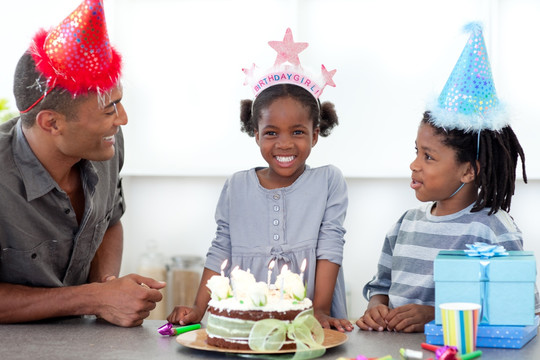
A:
[[422, 111, 526, 215], [240, 84, 338, 137]]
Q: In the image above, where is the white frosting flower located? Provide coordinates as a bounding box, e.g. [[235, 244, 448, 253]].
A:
[[206, 275, 232, 301], [249, 281, 269, 307], [230, 267, 257, 300], [275, 268, 306, 301]]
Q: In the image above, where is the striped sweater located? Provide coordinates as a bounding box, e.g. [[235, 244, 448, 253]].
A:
[[363, 202, 539, 311]]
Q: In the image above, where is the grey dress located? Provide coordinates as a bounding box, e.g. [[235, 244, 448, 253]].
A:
[[205, 164, 349, 318]]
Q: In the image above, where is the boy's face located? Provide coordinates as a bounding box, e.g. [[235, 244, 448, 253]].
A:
[[53, 85, 128, 162], [254, 96, 319, 188], [409, 123, 470, 203]]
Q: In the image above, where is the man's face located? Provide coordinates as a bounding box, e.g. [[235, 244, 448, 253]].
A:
[[54, 86, 128, 162]]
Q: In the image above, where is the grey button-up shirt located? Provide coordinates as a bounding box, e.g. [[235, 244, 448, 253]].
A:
[[0, 118, 125, 287]]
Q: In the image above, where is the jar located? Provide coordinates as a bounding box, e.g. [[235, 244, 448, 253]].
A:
[[167, 255, 204, 314], [137, 240, 167, 320]]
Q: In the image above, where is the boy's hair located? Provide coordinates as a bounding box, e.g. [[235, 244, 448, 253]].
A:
[[239, 84, 338, 137], [13, 52, 87, 127], [423, 111, 526, 215]]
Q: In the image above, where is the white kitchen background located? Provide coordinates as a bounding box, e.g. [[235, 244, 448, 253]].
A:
[[1, 0, 539, 319]]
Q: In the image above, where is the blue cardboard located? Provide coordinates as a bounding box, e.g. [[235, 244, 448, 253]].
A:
[[434, 250, 536, 325], [424, 317, 539, 349]]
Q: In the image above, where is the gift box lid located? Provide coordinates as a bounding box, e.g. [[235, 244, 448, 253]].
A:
[[434, 251, 536, 282]]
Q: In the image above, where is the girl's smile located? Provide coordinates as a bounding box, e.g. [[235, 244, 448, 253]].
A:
[[275, 155, 296, 165]]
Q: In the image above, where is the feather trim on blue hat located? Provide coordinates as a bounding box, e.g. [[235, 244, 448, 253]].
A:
[[427, 99, 509, 133]]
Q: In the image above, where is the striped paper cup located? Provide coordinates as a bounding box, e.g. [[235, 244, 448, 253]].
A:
[[440, 302, 481, 354]]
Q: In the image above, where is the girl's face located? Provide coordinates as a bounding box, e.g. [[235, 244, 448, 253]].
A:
[[255, 97, 319, 188], [410, 122, 474, 207]]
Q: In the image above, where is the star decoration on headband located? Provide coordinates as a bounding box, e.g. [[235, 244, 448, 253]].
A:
[[243, 28, 336, 99], [242, 63, 257, 86], [321, 65, 336, 88], [268, 28, 308, 67]]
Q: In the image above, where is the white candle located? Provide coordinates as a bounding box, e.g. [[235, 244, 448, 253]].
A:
[[267, 260, 275, 288], [279, 264, 287, 300], [300, 258, 307, 283], [231, 265, 240, 298], [220, 259, 228, 277]]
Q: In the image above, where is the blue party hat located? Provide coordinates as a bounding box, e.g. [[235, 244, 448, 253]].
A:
[[428, 22, 508, 132]]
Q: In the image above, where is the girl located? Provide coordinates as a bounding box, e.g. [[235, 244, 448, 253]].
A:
[[167, 82, 352, 331], [357, 23, 539, 333]]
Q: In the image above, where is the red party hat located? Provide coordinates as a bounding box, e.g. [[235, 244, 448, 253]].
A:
[[29, 0, 121, 97]]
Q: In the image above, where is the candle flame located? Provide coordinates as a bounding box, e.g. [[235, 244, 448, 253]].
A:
[[281, 264, 288, 274], [300, 258, 307, 272], [220, 259, 228, 271], [268, 259, 275, 270]]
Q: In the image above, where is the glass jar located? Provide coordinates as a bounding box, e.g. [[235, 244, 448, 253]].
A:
[[137, 240, 167, 320], [167, 255, 204, 314]]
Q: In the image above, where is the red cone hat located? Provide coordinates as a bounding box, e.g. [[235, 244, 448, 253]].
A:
[[30, 0, 122, 96]]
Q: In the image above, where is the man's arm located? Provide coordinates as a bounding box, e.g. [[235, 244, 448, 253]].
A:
[[0, 274, 165, 327], [88, 220, 124, 283], [0, 220, 165, 327]]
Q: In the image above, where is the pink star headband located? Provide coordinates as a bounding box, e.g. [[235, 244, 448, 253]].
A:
[[22, 0, 122, 113], [243, 28, 336, 99]]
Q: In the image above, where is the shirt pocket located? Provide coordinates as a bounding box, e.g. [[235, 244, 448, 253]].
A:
[[91, 207, 114, 249], [0, 238, 73, 287]]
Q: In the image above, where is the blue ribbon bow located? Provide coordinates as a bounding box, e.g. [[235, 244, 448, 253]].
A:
[[464, 242, 508, 258]]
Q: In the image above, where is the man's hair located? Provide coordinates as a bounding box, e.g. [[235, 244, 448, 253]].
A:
[[423, 111, 526, 214], [13, 52, 87, 127]]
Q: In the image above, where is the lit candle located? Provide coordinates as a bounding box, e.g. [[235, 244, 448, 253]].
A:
[[279, 264, 288, 300], [267, 260, 275, 288], [220, 259, 228, 277], [231, 265, 240, 298], [300, 258, 307, 283]]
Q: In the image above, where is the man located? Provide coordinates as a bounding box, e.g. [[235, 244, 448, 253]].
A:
[[0, 0, 164, 327]]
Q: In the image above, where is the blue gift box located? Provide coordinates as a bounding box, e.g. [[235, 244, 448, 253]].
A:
[[434, 250, 536, 325], [424, 316, 539, 349]]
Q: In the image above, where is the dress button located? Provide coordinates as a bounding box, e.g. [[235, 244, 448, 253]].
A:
[[273, 219, 279, 226], [64, 208, 71, 214], [273, 205, 280, 212], [273, 194, 280, 200], [273, 234, 279, 240]]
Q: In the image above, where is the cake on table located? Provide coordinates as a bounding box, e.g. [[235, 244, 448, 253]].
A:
[[205, 265, 320, 351]]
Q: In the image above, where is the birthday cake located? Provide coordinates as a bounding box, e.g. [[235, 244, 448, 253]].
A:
[[205, 266, 313, 350]]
